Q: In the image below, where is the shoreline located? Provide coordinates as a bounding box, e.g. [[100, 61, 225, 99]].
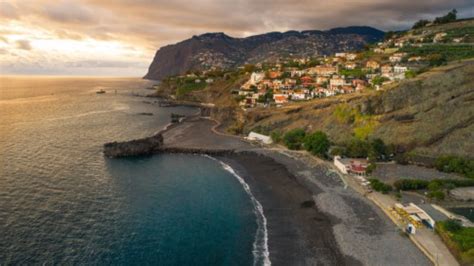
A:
[[205, 155, 271, 266], [105, 116, 432, 265]]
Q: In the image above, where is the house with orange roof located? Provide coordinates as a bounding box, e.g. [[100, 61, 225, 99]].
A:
[[366, 60, 380, 70]]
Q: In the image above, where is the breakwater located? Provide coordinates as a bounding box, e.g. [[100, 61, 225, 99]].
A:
[[103, 133, 164, 157]]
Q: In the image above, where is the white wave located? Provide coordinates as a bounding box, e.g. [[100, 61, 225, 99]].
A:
[[204, 155, 271, 266]]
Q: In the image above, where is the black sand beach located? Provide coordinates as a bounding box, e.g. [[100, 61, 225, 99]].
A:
[[160, 118, 431, 265], [218, 153, 351, 265]]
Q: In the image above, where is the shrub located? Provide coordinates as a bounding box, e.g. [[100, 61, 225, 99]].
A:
[[330, 146, 346, 157], [439, 179, 474, 188], [370, 138, 388, 160], [393, 179, 429, 190], [283, 129, 306, 150], [395, 191, 402, 201], [394, 178, 474, 191], [435, 155, 474, 179], [369, 179, 392, 194], [428, 190, 445, 201], [366, 163, 377, 175], [437, 220, 474, 264], [304, 131, 330, 157], [444, 219, 462, 232], [270, 131, 283, 143], [412, 19, 430, 29], [405, 70, 417, 79], [428, 180, 442, 191]]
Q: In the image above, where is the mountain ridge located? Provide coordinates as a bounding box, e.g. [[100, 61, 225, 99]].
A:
[[144, 26, 384, 80]]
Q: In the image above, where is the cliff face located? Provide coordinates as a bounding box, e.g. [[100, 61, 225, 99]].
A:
[[144, 27, 384, 80], [243, 60, 474, 158]]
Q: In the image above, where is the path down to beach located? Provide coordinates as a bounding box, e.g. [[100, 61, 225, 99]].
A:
[[161, 118, 432, 266]]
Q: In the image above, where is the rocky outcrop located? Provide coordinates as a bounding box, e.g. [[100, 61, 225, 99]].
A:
[[104, 133, 164, 157], [450, 187, 474, 201], [144, 26, 384, 80]]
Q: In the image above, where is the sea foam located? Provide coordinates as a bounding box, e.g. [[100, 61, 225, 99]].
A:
[[204, 155, 271, 266]]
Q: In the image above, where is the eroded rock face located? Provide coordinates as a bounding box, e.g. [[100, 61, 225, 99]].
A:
[[103, 133, 164, 157], [144, 27, 384, 80]]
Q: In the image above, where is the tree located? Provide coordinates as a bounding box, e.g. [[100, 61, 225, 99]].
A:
[[283, 129, 306, 150], [371, 76, 389, 86], [304, 131, 330, 157], [370, 138, 387, 160], [412, 19, 430, 29], [434, 9, 457, 24], [346, 138, 370, 158]]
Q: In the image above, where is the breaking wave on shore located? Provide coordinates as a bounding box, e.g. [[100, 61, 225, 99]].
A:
[[204, 155, 271, 266]]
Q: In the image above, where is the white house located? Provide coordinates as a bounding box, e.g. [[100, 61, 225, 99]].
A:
[[247, 132, 273, 144], [394, 65, 408, 74], [334, 156, 350, 174], [249, 72, 265, 85], [290, 92, 307, 101], [346, 53, 357, 60]]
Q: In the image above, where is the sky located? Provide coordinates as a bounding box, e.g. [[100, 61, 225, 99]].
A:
[[0, 0, 473, 77]]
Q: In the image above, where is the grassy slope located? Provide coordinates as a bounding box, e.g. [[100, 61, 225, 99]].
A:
[[244, 59, 474, 158], [155, 73, 248, 130]]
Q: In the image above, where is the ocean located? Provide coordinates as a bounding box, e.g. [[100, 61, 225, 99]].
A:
[[0, 76, 265, 265]]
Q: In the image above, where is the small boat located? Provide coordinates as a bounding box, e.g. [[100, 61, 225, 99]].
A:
[[96, 89, 106, 94]]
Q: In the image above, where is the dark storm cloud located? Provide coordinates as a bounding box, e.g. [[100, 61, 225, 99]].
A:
[[4, 0, 473, 49], [1, 0, 472, 75]]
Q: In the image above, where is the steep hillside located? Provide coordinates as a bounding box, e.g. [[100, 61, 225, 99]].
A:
[[144, 26, 384, 80], [244, 59, 474, 158]]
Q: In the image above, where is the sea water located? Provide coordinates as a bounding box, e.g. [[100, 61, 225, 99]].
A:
[[0, 76, 264, 265]]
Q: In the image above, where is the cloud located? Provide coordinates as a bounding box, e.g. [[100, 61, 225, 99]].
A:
[[1, 0, 473, 76], [0, 2, 19, 19], [65, 59, 147, 68], [16, 40, 32, 50], [42, 0, 98, 24]]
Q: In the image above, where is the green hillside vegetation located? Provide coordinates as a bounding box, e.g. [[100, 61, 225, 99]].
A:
[[400, 44, 474, 64], [155, 18, 474, 162], [175, 78, 207, 97], [244, 59, 474, 159], [436, 220, 474, 264]]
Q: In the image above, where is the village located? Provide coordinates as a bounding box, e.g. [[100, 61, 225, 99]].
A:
[[235, 24, 467, 109], [236, 45, 422, 108]]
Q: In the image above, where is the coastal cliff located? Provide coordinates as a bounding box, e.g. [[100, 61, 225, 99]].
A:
[[144, 27, 384, 80]]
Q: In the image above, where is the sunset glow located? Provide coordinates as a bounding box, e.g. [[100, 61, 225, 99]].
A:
[[1, 0, 473, 76]]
